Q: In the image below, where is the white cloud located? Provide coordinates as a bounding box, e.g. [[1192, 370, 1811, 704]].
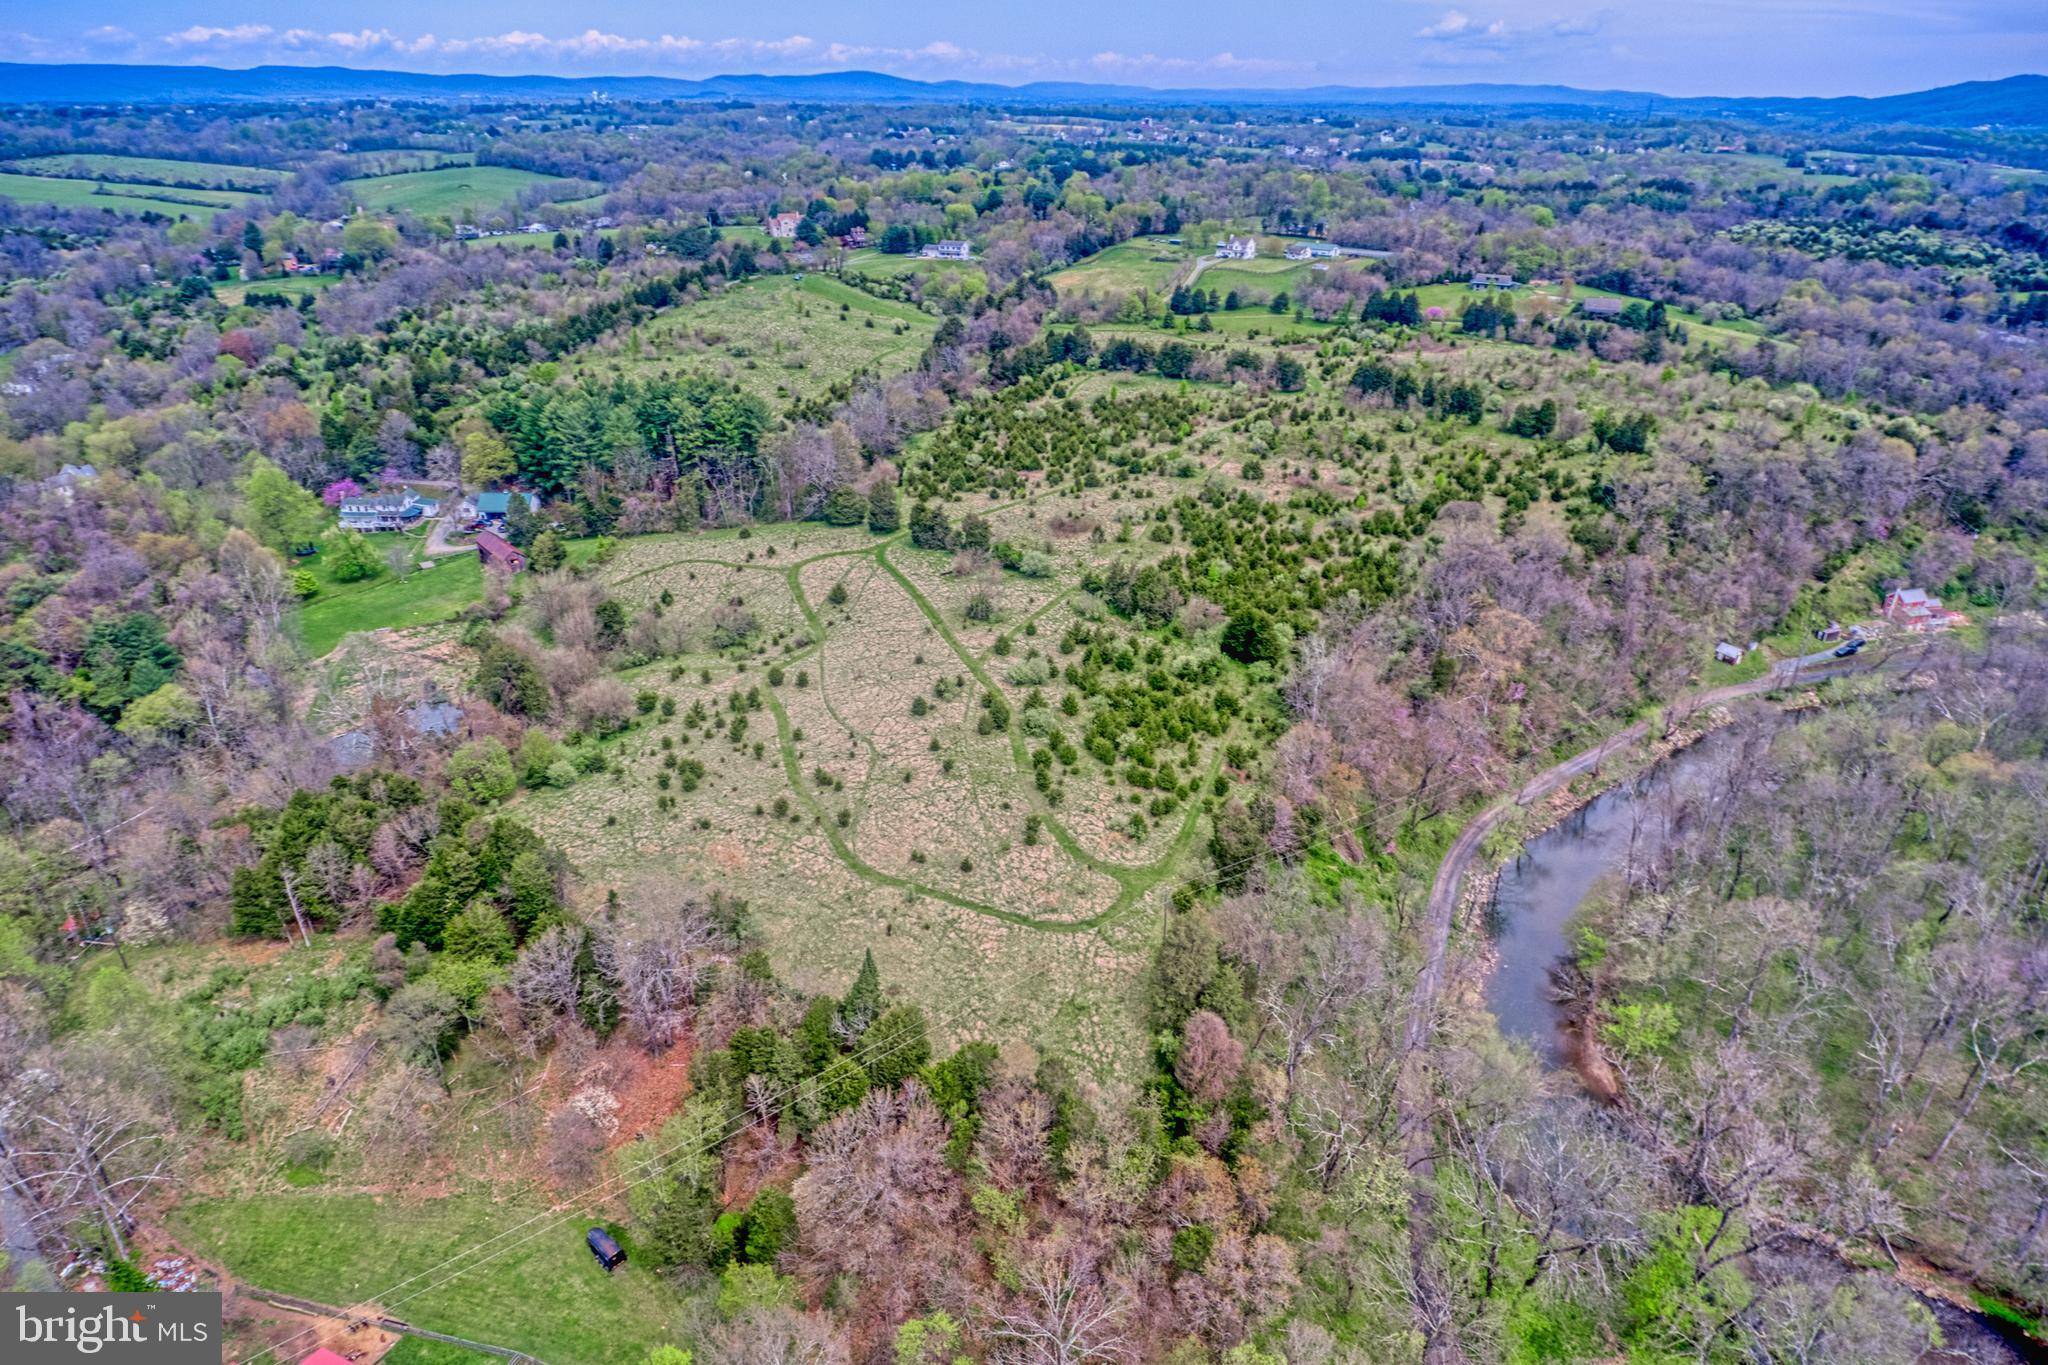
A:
[[1414, 10, 1602, 49], [86, 23, 1319, 86], [1086, 49, 1315, 80], [1417, 11, 1475, 38], [164, 24, 276, 47]]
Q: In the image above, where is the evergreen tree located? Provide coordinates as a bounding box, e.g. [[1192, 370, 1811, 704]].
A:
[[820, 486, 867, 526], [867, 480, 900, 533], [862, 1005, 931, 1087], [839, 948, 883, 1037], [908, 503, 953, 551], [229, 864, 287, 938], [529, 531, 567, 572], [502, 492, 539, 549], [503, 850, 560, 936]]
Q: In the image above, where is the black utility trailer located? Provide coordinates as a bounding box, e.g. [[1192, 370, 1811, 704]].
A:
[[586, 1226, 626, 1271]]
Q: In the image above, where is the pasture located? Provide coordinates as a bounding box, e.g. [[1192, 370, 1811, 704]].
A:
[[1047, 236, 1196, 298], [841, 248, 983, 281], [342, 166, 582, 218], [4, 153, 283, 190], [218, 273, 342, 306], [0, 171, 255, 220], [567, 273, 938, 407]]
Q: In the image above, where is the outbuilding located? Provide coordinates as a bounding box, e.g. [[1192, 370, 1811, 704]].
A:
[[476, 529, 527, 574], [1715, 642, 1744, 665]]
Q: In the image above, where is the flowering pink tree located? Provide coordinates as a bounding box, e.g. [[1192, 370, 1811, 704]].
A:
[[321, 478, 364, 508]]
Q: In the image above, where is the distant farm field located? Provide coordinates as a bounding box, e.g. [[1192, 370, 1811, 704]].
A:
[[5, 153, 284, 190], [218, 273, 342, 306], [0, 171, 254, 219], [342, 165, 582, 218], [1048, 237, 1196, 298], [841, 249, 984, 281], [1200, 260, 1313, 300], [338, 149, 477, 176], [568, 273, 938, 407]]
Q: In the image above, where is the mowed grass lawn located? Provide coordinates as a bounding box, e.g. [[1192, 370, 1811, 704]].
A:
[[382, 1338, 502, 1365], [841, 249, 983, 282], [6, 153, 284, 190], [0, 171, 253, 220], [343, 165, 581, 218], [218, 273, 342, 305], [173, 1194, 690, 1363], [297, 542, 482, 657], [1200, 259, 1317, 301], [581, 272, 937, 406], [1048, 236, 1195, 297]]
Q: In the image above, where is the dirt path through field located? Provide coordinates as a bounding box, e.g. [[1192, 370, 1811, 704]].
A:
[[742, 526, 1218, 929]]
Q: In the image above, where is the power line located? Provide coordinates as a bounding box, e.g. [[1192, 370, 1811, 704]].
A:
[[243, 976, 974, 1365]]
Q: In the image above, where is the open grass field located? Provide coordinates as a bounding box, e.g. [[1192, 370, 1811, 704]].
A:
[[381, 1338, 503, 1365], [339, 149, 478, 175], [505, 491, 1250, 1081], [0, 171, 254, 220], [342, 165, 580, 218], [296, 538, 483, 657], [1048, 235, 1197, 298], [5, 153, 284, 190], [1199, 258, 1317, 301], [173, 1193, 691, 1364], [841, 248, 985, 281], [218, 273, 342, 306], [567, 273, 938, 407]]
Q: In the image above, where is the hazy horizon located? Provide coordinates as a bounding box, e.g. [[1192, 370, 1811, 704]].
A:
[[4, 1, 2046, 99]]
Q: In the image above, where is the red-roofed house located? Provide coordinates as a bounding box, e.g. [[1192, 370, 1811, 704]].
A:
[[301, 1349, 352, 1365], [1882, 586, 1965, 632], [476, 529, 528, 574], [766, 212, 802, 239]]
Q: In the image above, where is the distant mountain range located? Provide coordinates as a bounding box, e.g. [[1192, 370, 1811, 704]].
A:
[[2, 63, 2044, 126]]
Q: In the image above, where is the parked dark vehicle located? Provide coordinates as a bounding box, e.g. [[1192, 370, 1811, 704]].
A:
[[1833, 639, 1865, 657], [586, 1226, 626, 1271]]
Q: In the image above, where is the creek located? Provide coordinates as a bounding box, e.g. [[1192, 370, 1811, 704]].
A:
[[1479, 721, 2043, 1363]]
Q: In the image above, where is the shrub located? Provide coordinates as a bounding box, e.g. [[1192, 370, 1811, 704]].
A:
[[447, 739, 517, 803], [1006, 655, 1053, 685], [569, 678, 636, 735]]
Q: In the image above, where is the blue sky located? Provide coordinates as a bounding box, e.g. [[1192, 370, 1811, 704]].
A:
[[6, 1, 2045, 97]]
